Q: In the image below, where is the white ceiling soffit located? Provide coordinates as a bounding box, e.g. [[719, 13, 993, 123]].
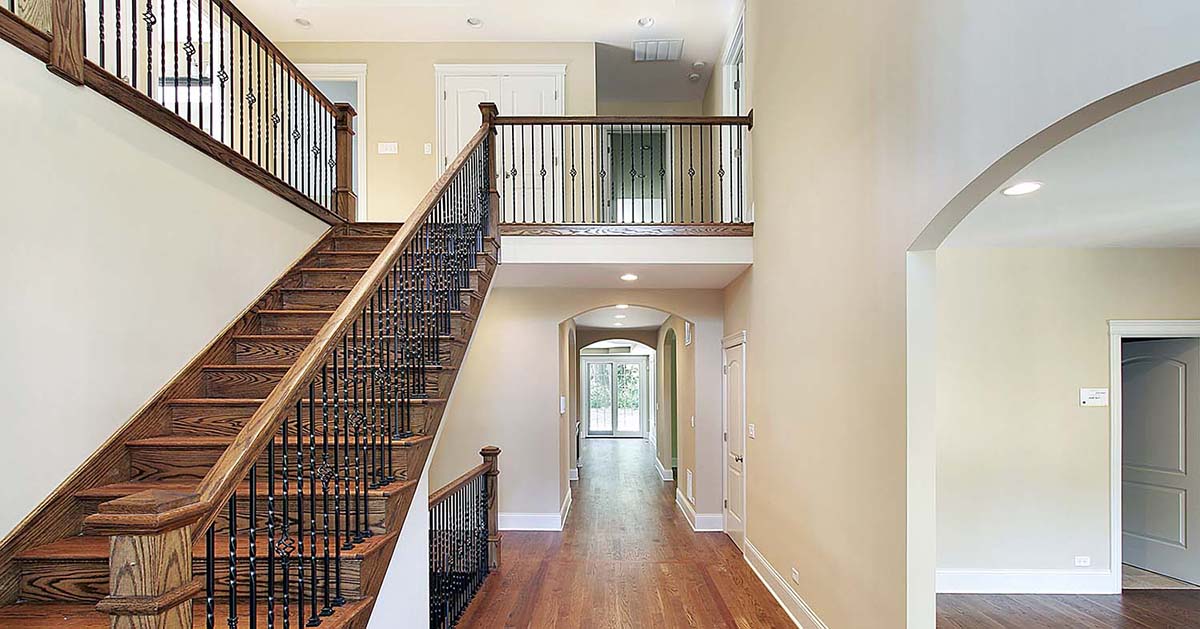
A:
[[574, 305, 670, 329], [493, 263, 749, 289], [944, 79, 1200, 248], [245, 0, 737, 102]]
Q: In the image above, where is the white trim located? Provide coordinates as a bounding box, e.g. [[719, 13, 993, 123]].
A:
[[568, 467, 579, 482], [722, 330, 747, 348], [675, 488, 722, 531], [295, 63, 368, 221], [1106, 319, 1200, 594], [743, 540, 825, 629], [580, 354, 649, 438], [719, 5, 746, 117], [560, 487, 573, 527], [655, 456, 674, 482], [722, 333, 748, 549], [498, 490, 570, 532], [433, 63, 567, 175], [936, 569, 1115, 594]]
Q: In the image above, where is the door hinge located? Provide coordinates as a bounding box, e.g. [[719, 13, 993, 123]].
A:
[[723, 431, 727, 442], [734, 80, 741, 91], [723, 364, 729, 374], [724, 499, 728, 508], [554, 89, 559, 101], [443, 90, 447, 100]]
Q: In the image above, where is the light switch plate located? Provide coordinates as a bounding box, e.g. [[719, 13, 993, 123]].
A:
[[1080, 388, 1109, 407], [559, 396, 566, 414], [748, 423, 756, 439], [377, 142, 398, 155], [1074, 555, 1091, 567], [690, 415, 695, 428], [423, 142, 433, 155]]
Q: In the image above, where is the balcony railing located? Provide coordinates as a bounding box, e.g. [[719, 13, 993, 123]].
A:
[[492, 114, 753, 234]]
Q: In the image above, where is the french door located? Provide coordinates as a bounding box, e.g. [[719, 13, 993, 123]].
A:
[[582, 356, 647, 438]]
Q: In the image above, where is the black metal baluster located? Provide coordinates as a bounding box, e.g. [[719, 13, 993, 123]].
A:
[[184, 0, 191, 121], [227, 494, 237, 629], [267, 440, 277, 629], [319, 364, 333, 616], [280, 412, 293, 629], [249, 464, 258, 629], [306, 381, 320, 626], [206, 524, 215, 629], [341, 334, 356, 549], [295, 395, 306, 627], [331, 347, 346, 606]]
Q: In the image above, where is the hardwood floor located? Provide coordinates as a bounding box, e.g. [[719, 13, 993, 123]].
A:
[[937, 591, 1200, 627], [456, 438, 793, 628]]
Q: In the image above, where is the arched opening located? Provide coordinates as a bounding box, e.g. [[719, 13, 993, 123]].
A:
[[907, 61, 1200, 622]]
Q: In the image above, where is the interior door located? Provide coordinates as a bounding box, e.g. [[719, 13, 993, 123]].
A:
[[586, 361, 614, 436], [441, 75, 501, 171], [500, 74, 563, 222], [1123, 338, 1200, 584], [723, 342, 746, 550]]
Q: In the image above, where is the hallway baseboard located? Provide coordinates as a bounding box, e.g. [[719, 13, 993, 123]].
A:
[[498, 491, 573, 531], [569, 467, 579, 481], [936, 569, 1117, 594], [744, 540, 824, 629], [675, 488, 722, 531], [655, 456, 674, 481]]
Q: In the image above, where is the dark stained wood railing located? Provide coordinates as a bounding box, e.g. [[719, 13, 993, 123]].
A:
[[82, 104, 499, 628], [0, 0, 354, 224], [429, 446, 500, 629], [493, 113, 753, 236]]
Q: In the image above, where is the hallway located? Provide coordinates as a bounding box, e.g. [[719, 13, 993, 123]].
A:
[[456, 438, 794, 628]]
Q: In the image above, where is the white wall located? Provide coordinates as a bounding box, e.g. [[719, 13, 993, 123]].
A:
[[935, 248, 1200, 590], [0, 42, 329, 537], [428, 282, 725, 526]]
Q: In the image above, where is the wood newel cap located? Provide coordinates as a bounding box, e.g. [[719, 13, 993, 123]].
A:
[[480, 445, 500, 472], [84, 490, 206, 535], [98, 489, 200, 515], [479, 102, 499, 124]]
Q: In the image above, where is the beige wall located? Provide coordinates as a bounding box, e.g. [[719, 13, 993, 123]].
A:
[[0, 42, 328, 537], [937, 248, 1200, 574], [598, 100, 703, 116], [278, 41, 597, 223], [656, 317, 697, 480], [730, 1, 1199, 626], [429, 284, 724, 520]]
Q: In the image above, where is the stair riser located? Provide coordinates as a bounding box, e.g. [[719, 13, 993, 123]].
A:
[[323, 236, 392, 252], [170, 403, 442, 438], [203, 368, 454, 399], [299, 268, 487, 292], [234, 337, 466, 368], [256, 312, 473, 337], [17, 558, 369, 604], [309, 251, 496, 270], [279, 288, 480, 312], [338, 224, 402, 237], [127, 445, 423, 484]]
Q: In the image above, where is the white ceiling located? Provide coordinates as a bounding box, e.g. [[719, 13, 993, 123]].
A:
[[493, 262, 749, 288], [574, 305, 669, 329], [944, 80, 1200, 248], [250, 0, 738, 102]]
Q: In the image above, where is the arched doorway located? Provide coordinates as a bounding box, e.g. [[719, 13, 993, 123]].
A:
[[664, 328, 679, 481]]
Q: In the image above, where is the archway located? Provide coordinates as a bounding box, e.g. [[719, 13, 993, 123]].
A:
[[907, 61, 1200, 622]]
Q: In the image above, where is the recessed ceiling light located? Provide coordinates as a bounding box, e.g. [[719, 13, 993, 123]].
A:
[[692, 61, 706, 71], [637, 16, 655, 28], [620, 273, 639, 282], [615, 304, 630, 309], [614, 314, 627, 319], [614, 322, 625, 327], [294, 17, 312, 28], [1002, 181, 1042, 196], [466, 17, 483, 28], [688, 73, 701, 82]]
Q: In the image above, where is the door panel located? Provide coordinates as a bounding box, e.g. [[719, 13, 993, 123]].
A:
[[615, 362, 643, 436], [1123, 338, 1200, 584], [500, 74, 563, 221], [724, 343, 746, 550], [587, 361, 614, 436], [441, 75, 500, 172]]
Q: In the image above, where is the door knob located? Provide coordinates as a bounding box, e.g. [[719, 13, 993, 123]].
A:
[[735, 455, 744, 463]]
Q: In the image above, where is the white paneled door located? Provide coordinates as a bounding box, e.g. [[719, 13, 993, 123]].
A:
[[723, 341, 746, 551], [1123, 338, 1200, 585], [441, 75, 500, 171]]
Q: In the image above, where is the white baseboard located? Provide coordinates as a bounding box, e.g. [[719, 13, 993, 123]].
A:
[[744, 540, 826, 629], [560, 488, 573, 527], [936, 569, 1117, 594], [654, 456, 674, 482], [499, 490, 574, 531], [568, 467, 579, 481], [675, 488, 723, 532]]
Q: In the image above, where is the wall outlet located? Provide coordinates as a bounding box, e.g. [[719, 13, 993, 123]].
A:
[[559, 396, 567, 414], [377, 142, 398, 155], [423, 142, 433, 155], [1074, 555, 1091, 567], [686, 469, 694, 503], [791, 568, 800, 585], [748, 423, 756, 439], [691, 415, 695, 428]]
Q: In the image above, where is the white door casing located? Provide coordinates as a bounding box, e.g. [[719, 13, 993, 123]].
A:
[[723, 336, 746, 550], [581, 355, 647, 439], [1122, 337, 1200, 585]]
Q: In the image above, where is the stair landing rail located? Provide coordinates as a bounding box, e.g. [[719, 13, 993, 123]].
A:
[[1, 0, 356, 223], [429, 446, 500, 629], [81, 103, 500, 629]]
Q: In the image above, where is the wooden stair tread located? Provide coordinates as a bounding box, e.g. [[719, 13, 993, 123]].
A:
[[75, 477, 415, 501], [201, 364, 455, 371], [233, 333, 464, 341], [255, 308, 476, 319], [167, 397, 446, 406], [125, 434, 434, 449], [0, 598, 374, 628], [16, 529, 397, 561]]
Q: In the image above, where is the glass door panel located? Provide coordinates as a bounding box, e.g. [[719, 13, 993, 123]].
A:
[[587, 361, 614, 435], [614, 363, 642, 436]]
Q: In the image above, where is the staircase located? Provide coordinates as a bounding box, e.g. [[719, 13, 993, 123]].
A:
[[0, 121, 500, 627]]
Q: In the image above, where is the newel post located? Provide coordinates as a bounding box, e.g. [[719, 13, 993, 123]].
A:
[[334, 102, 358, 222], [90, 490, 203, 629], [479, 445, 502, 570], [478, 102, 501, 239], [46, 0, 84, 84]]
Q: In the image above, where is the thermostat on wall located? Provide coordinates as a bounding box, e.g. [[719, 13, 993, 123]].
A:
[[1080, 388, 1109, 407]]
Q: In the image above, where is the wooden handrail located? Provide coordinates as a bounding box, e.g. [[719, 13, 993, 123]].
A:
[[493, 112, 754, 128], [429, 463, 490, 507], [84, 119, 495, 540]]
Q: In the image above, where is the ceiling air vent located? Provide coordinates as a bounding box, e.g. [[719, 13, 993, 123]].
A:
[[633, 39, 684, 62]]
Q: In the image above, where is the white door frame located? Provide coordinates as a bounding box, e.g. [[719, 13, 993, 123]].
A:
[[433, 63, 566, 176], [296, 63, 368, 221], [1108, 320, 1200, 593], [580, 355, 649, 438], [722, 330, 748, 545]]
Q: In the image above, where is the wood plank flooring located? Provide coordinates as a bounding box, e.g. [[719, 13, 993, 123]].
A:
[[937, 591, 1200, 627], [456, 438, 794, 628]]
